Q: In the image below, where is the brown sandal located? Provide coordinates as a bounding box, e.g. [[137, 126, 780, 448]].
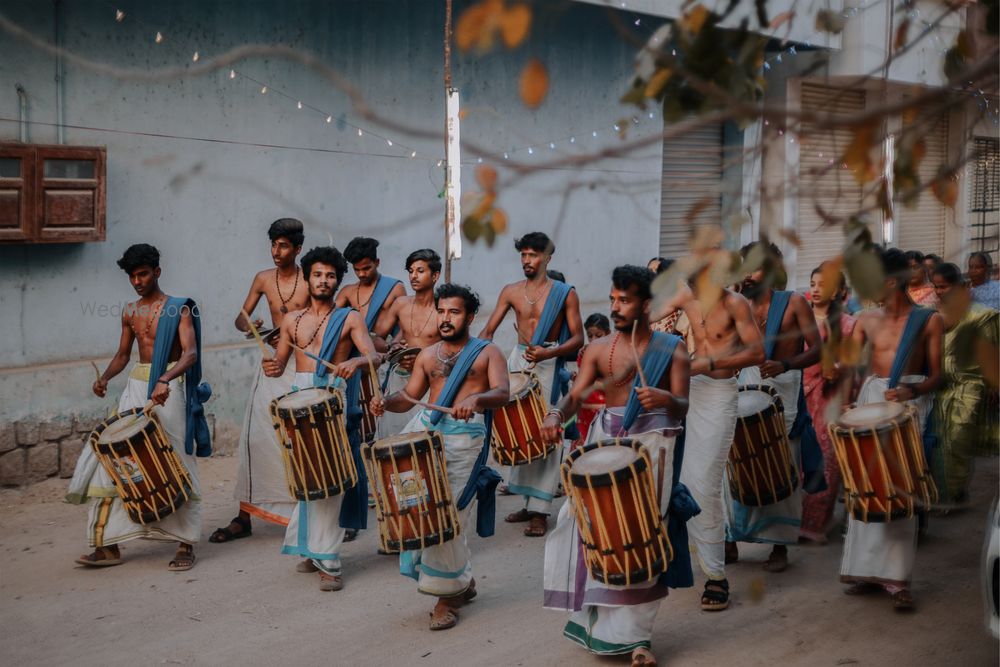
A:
[[891, 589, 914, 611], [524, 514, 548, 537], [429, 603, 459, 630], [631, 647, 657, 666], [168, 546, 196, 571], [75, 547, 122, 568], [505, 508, 533, 523]]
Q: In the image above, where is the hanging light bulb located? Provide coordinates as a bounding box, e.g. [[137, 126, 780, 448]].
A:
[[436, 160, 443, 167], [297, 101, 303, 110], [155, 31, 163, 43], [115, 9, 125, 22], [326, 115, 332, 123], [528, 147, 534, 154], [260, 85, 267, 94], [229, 69, 236, 79], [410, 151, 417, 158], [503, 152, 509, 159], [386, 139, 393, 147], [549, 142, 555, 149], [357, 128, 363, 137], [477, 157, 483, 163], [570, 136, 575, 143], [592, 130, 598, 137], [192, 51, 200, 62]]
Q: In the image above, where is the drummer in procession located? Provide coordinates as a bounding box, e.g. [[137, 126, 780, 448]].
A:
[[540, 265, 693, 667], [371, 284, 510, 631], [69, 244, 210, 572], [479, 232, 584, 537], [839, 246, 943, 610], [263, 245, 382, 591], [212, 218, 309, 544], [724, 242, 822, 573]]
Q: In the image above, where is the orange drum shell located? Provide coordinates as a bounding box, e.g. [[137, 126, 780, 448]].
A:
[[274, 391, 355, 502], [491, 374, 555, 466], [728, 400, 798, 507]]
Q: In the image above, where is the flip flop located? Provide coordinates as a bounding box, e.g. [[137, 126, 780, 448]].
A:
[[75, 548, 122, 568], [429, 606, 459, 631], [168, 549, 196, 572]]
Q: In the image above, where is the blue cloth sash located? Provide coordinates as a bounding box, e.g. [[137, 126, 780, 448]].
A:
[[148, 297, 212, 457], [622, 332, 681, 431], [763, 290, 792, 361], [888, 307, 934, 388], [365, 275, 402, 331], [313, 307, 367, 530], [531, 280, 573, 404], [423, 337, 501, 537]]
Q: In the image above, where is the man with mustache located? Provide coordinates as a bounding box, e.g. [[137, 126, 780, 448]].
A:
[[724, 242, 821, 573], [372, 284, 509, 630], [479, 232, 584, 537], [373, 249, 443, 438], [540, 265, 693, 667], [212, 218, 310, 544], [264, 246, 381, 591], [665, 253, 764, 611]]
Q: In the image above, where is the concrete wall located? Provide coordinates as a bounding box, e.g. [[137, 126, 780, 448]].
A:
[[0, 0, 663, 445]]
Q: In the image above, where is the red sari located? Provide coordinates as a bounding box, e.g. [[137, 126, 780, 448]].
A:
[[800, 313, 856, 542]]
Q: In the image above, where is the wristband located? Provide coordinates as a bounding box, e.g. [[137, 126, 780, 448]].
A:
[[156, 379, 169, 386]]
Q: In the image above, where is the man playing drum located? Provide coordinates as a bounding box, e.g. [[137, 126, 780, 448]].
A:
[[479, 232, 584, 537], [212, 218, 309, 544], [373, 249, 443, 438], [68, 244, 211, 571], [840, 247, 943, 610], [540, 265, 692, 667], [724, 242, 821, 572], [263, 246, 381, 591], [371, 284, 509, 631], [666, 256, 764, 610]]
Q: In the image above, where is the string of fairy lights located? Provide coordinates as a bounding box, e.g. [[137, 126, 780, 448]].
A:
[[103, 0, 996, 169]]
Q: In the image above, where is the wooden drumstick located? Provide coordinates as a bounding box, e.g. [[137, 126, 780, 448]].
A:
[[631, 320, 648, 388], [399, 392, 456, 415], [366, 354, 384, 402], [241, 308, 273, 361], [90, 361, 101, 384], [289, 341, 338, 374]]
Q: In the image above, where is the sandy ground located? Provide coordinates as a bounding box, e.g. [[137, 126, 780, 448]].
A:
[[1, 455, 997, 667]]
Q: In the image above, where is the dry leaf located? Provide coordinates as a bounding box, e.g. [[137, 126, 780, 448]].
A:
[[695, 267, 724, 315], [815, 9, 846, 34], [471, 191, 497, 220], [894, 19, 910, 52], [690, 224, 726, 251], [777, 228, 802, 248], [645, 68, 673, 98], [490, 207, 508, 234], [911, 139, 926, 165], [681, 5, 710, 34], [475, 164, 498, 192], [459, 109, 471, 120], [843, 124, 878, 184], [819, 256, 845, 301], [519, 58, 549, 109], [684, 197, 712, 225], [902, 106, 918, 125], [499, 4, 532, 49], [931, 177, 959, 207], [769, 11, 795, 30], [455, 0, 503, 52]]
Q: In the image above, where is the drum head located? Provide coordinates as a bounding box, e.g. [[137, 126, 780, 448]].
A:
[[572, 445, 640, 476], [387, 347, 421, 366], [97, 411, 151, 443], [275, 387, 336, 410], [737, 390, 774, 418], [839, 402, 905, 428], [508, 372, 536, 399]]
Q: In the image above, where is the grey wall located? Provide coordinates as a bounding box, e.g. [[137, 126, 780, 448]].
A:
[[0, 0, 663, 438]]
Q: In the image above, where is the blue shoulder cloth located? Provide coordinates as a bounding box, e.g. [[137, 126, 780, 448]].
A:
[[764, 291, 792, 361], [622, 332, 680, 431], [424, 338, 502, 537], [365, 275, 403, 331], [531, 280, 574, 404], [314, 307, 368, 530], [148, 297, 212, 457], [888, 307, 934, 388]]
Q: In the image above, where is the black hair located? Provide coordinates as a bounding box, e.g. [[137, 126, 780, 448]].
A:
[[547, 269, 566, 283], [925, 253, 942, 265], [655, 258, 674, 275], [584, 313, 611, 332], [877, 246, 910, 290], [932, 262, 963, 285], [434, 283, 481, 315], [343, 237, 379, 264], [116, 243, 160, 273], [406, 248, 442, 274], [611, 265, 654, 301], [267, 218, 304, 247], [811, 262, 847, 346], [514, 232, 554, 255], [904, 249, 925, 264], [970, 251, 994, 268], [300, 246, 348, 285]]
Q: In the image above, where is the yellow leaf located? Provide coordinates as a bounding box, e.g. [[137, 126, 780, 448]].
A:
[[455, 0, 503, 52], [500, 4, 532, 49], [769, 10, 795, 30], [911, 139, 926, 165], [819, 256, 844, 302], [644, 67, 673, 98], [519, 58, 549, 109], [902, 106, 918, 125], [695, 267, 724, 314], [475, 164, 498, 192], [777, 228, 801, 248], [931, 177, 958, 208], [490, 207, 508, 234], [843, 124, 877, 184], [471, 191, 496, 220], [894, 18, 910, 52], [681, 5, 710, 35], [459, 108, 471, 120]]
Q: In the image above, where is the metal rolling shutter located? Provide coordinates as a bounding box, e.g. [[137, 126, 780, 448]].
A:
[[896, 112, 949, 256], [795, 84, 866, 289], [968, 137, 1000, 263], [659, 123, 723, 258]]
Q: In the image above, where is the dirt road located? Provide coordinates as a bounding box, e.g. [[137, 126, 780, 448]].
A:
[[1, 456, 997, 666]]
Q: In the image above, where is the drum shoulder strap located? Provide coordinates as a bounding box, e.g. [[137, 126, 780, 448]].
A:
[[764, 291, 792, 361], [365, 275, 403, 330], [428, 338, 490, 426], [622, 332, 681, 431], [887, 307, 934, 388]]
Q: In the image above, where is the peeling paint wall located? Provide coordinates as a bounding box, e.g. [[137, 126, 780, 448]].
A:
[[0, 0, 663, 439]]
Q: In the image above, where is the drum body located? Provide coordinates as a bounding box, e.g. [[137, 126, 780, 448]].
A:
[[358, 368, 380, 442], [270, 387, 357, 501], [562, 438, 671, 586], [491, 371, 554, 465], [89, 408, 192, 525], [727, 385, 798, 506], [362, 431, 459, 551], [829, 401, 937, 522]]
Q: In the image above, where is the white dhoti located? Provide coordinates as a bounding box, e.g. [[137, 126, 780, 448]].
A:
[[234, 362, 296, 525], [397, 410, 483, 597], [281, 372, 349, 575], [377, 366, 423, 439], [543, 411, 675, 655], [506, 345, 563, 514], [67, 364, 202, 547], [840, 375, 931, 591], [724, 367, 803, 545], [680, 374, 738, 580]]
